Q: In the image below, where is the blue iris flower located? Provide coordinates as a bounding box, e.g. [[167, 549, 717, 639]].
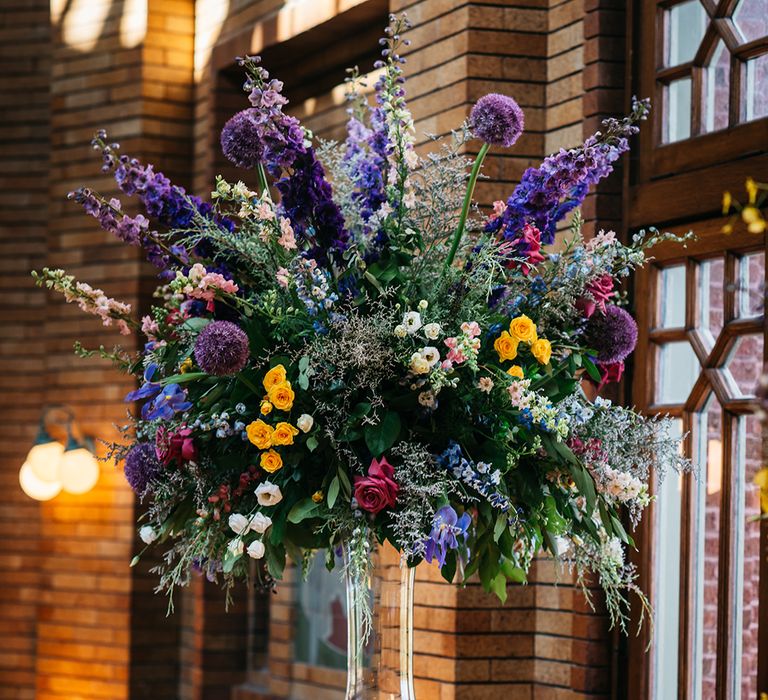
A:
[[424, 506, 471, 568], [125, 363, 192, 421]]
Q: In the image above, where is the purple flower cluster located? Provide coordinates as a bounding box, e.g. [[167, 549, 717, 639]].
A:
[[583, 304, 638, 364], [487, 98, 650, 244], [437, 442, 513, 513], [68, 188, 151, 246], [193, 320, 250, 376], [124, 442, 161, 494], [470, 93, 524, 148]]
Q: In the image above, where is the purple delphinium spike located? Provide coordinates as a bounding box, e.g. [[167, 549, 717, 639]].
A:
[[423, 505, 472, 567]]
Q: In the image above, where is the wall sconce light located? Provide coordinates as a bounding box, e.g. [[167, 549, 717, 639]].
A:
[[18, 406, 100, 501]]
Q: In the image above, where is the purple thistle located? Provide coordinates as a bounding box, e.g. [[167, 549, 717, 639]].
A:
[[220, 109, 263, 169], [583, 304, 638, 364], [470, 93, 525, 148], [194, 320, 250, 376], [124, 442, 161, 494]]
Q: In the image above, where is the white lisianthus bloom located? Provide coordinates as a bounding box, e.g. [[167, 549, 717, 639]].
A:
[[249, 512, 272, 534], [297, 414, 314, 433], [393, 324, 407, 338], [247, 540, 266, 559], [420, 346, 440, 367], [423, 322, 441, 340], [418, 299, 428, 310], [227, 539, 244, 556], [255, 481, 283, 506], [409, 352, 431, 375], [139, 525, 157, 545], [228, 513, 251, 535], [403, 311, 422, 334]]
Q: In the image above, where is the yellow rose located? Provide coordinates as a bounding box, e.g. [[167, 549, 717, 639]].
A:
[[260, 449, 283, 473], [531, 338, 552, 365], [260, 400, 273, 415], [268, 381, 295, 411], [494, 331, 519, 362], [272, 421, 299, 446], [246, 419, 274, 449], [507, 365, 525, 379], [263, 364, 287, 391], [509, 315, 538, 344]]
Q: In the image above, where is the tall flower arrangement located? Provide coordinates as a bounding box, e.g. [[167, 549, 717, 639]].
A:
[[37, 15, 690, 630]]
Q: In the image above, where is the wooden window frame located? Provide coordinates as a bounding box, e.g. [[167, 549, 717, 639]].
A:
[[626, 220, 768, 700]]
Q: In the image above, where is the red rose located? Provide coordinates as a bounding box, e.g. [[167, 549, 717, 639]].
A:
[[353, 457, 399, 515], [597, 360, 624, 392], [576, 274, 614, 318], [156, 426, 197, 467]]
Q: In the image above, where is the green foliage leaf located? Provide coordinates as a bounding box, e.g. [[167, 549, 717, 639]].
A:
[[543, 496, 567, 535], [327, 476, 340, 510], [364, 411, 401, 456], [180, 317, 211, 333], [490, 572, 508, 603], [287, 498, 321, 523], [306, 436, 319, 452], [158, 372, 208, 385], [583, 355, 602, 382]]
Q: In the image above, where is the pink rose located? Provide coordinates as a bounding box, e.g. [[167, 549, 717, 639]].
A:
[[156, 426, 197, 467], [353, 457, 399, 515], [576, 274, 614, 318]]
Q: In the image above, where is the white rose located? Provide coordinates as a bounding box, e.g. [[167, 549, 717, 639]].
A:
[[297, 414, 314, 433], [247, 540, 266, 559], [255, 481, 283, 506], [394, 324, 407, 338], [403, 311, 422, 334], [228, 513, 251, 535], [227, 539, 244, 556], [139, 525, 157, 545], [418, 299, 428, 310], [409, 352, 430, 375], [249, 512, 272, 534], [423, 322, 441, 340]]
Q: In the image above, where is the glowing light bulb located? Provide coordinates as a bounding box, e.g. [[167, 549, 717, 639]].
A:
[[26, 440, 65, 482], [59, 445, 99, 495], [19, 461, 62, 501]]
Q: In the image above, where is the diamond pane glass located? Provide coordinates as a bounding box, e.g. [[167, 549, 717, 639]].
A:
[[653, 419, 684, 700], [738, 251, 765, 317], [657, 341, 700, 404], [665, 77, 693, 143], [733, 412, 763, 699], [659, 265, 686, 328], [666, 0, 707, 66], [744, 54, 768, 122], [692, 398, 723, 700], [733, 0, 768, 43], [725, 334, 764, 397], [699, 258, 725, 340], [704, 41, 730, 133]]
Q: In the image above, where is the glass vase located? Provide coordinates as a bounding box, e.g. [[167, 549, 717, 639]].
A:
[[343, 541, 416, 700]]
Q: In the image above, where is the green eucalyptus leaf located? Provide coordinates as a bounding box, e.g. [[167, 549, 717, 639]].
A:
[[327, 476, 340, 510]]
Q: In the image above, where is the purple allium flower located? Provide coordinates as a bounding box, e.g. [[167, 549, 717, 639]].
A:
[[220, 109, 263, 169], [424, 505, 472, 567], [124, 442, 161, 494], [584, 305, 638, 364], [194, 320, 250, 376], [470, 94, 525, 148]]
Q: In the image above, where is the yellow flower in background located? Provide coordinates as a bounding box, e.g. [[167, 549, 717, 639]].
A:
[[746, 177, 758, 204], [531, 338, 552, 365], [494, 331, 519, 362], [507, 365, 524, 379], [246, 419, 274, 449], [268, 381, 295, 411], [179, 357, 194, 374], [272, 421, 299, 446], [263, 364, 287, 391], [721, 190, 732, 215], [742, 206, 766, 234], [260, 449, 283, 473], [509, 315, 538, 344], [754, 468, 768, 514], [260, 400, 273, 415], [312, 490, 324, 503]]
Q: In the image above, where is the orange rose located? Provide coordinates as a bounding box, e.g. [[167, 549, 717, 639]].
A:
[[260, 449, 283, 473], [263, 364, 287, 391], [246, 419, 273, 449], [494, 331, 519, 362], [507, 365, 525, 379], [272, 421, 299, 446], [509, 315, 538, 344], [268, 381, 295, 411]]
